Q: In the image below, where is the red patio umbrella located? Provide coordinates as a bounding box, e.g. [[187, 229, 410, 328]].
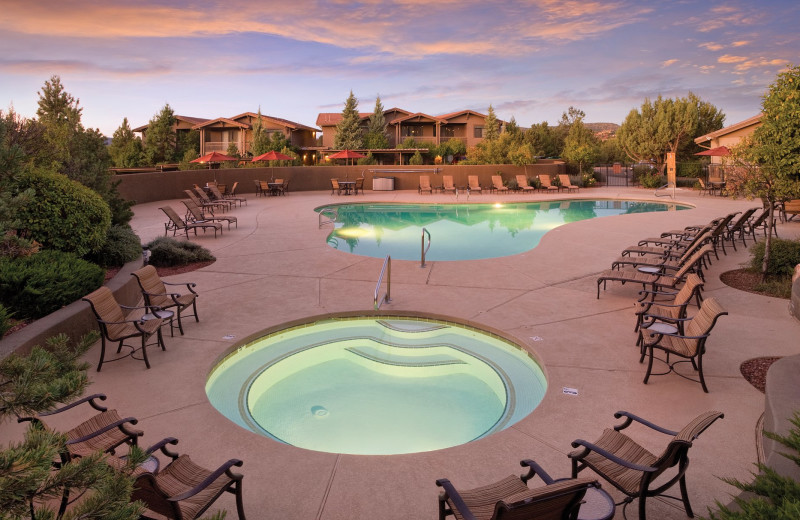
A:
[[328, 149, 365, 166], [694, 146, 730, 156], [252, 151, 293, 180], [191, 151, 239, 164]]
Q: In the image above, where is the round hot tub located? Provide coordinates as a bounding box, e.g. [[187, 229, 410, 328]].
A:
[[205, 315, 547, 455]]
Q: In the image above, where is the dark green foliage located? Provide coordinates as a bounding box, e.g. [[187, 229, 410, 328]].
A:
[[363, 96, 389, 149], [87, 225, 143, 267], [0, 303, 13, 337], [639, 172, 664, 189], [750, 238, 800, 277], [0, 250, 104, 320], [145, 236, 215, 267], [143, 104, 177, 165], [14, 169, 111, 256], [409, 150, 424, 165], [357, 152, 378, 165], [705, 412, 800, 519], [109, 117, 144, 168], [677, 161, 703, 178], [334, 91, 363, 150]]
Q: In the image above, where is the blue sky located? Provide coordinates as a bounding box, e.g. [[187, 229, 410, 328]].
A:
[[1, 0, 797, 136]]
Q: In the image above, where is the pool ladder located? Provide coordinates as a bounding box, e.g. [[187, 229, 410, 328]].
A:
[[318, 207, 337, 228], [374, 255, 391, 310], [420, 228, 431, 268]]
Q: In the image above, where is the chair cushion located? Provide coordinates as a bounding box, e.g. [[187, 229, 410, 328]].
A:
[[66, 410, 131, 458], [447, 474, 529, 520], [157, 455, 234, 520], [572, 428, 657, 496]]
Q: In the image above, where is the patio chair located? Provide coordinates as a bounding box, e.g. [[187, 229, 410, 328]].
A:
[[194, 187, 234, 211], [161, 206, 222, 238], [569, 410, 724, 520], [184, 189, 227, 214], [354, 177, 363, 195], [419, 175, 433, 194], [596, 244, 712, 298], [82, 286, 167, 370], [330, 178, 341, 195], [619, 225, 711, 260], [253, 180, 264, 197], [436, 459, 599, 520], [635, 273, 704, 345], [743, 206, 777, 241], [491, 175, 509, 194], [782, 198, 800, 221], [208, 183, 246, 207], [132, 265, 199, 336], [724, 207, 759, 249], [228, 182, 247, 205], [538, 174, 559, 192], [182, 199, 237, 230], [558, 174, 579, 192], [612, 230, 712, 272], [442, 175, 457, 194], [697, 178, 715, 196], [640, 297, 727, 392], [516, 175, 535, 193], [130, 437, 246, 520], [468, 175, 482, 193]]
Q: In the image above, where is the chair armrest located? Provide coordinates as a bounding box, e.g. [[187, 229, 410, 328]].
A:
[[39, 393, 108, 417], [612, 411, 678, 435], [67, 416, 143, 445], [569, 439, 658, 473], [145, 437, 180, 461], [435, 478, 479, 520], [162, 281, 198, 295], [520, 459, 554, 484], [168, 459, 244, 502]]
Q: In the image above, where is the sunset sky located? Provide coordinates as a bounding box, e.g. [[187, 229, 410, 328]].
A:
[[1, 1, 797, 136]]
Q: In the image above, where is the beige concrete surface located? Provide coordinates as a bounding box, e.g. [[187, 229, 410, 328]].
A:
[[5, 186, 799, 519]]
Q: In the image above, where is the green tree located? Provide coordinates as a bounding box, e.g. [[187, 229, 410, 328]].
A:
[[250, 108, 271, 157], [725, 65, 800, 279], [408, 150, 424, 165], [562, 119, 600, 174], [109, 118, 144, 168], [334, 90, 363, 149], [363, 96, 389, 149], [268, 130, 290, 153], [0, 333, 146, 520], [483, 105, 500, 141], [618, 92, 725, 170], [525, 122, 560, 158], [176, 129, 200, 161], [143, 104, 177, 165]]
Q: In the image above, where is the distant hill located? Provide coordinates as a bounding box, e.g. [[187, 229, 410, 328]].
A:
[[585, 122, 619, 140]]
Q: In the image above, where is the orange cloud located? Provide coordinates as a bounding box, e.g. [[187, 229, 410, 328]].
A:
[[718, 55, 748, 64], [700, 42, 724, 51], [732, 40, 751, 47], [661, 59, 679, 67]]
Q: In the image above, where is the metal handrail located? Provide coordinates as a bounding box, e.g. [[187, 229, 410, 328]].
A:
[[319, 207, 337, 228], [420, 228, 431, 268], [374, 255, 391, 310]]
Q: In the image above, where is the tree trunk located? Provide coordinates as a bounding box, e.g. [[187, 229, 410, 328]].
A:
[[761, 202, 775, 282]]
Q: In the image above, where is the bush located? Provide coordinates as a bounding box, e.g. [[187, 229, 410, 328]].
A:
[[14, 170, 111, 256], [0, 303, 13, 337], [0, 250, 105, 319], [750, 238, 800, 276], [145, 237, 215, 267], [638, 172, 664, 189], [676, 162, 703, 178], [581, 172, 597, 187], [87, 225, 143, 267]]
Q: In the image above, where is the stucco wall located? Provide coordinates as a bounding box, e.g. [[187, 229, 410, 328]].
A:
[[115, 162, 566, 204]]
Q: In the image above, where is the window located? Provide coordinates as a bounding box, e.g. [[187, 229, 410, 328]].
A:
[[401, 125, 425, 137], [441, 126, 455, 138], [474, 126, 484, 138]]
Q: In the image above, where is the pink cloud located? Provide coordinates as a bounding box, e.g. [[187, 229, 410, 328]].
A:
[[661, 59, 679, 68]]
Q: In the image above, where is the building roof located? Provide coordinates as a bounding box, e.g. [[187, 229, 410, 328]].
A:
[[694, 113, 763, 144], [228, 112, 319, 133], [132, 114, 210, 133], [392, 112, 446, 124], [316, 112, 371, 127], [192, 117, 249, 130]]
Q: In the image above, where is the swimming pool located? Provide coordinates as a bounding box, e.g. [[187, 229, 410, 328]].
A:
[[317, 200, 690, 260], [205, 315, 547, 455]]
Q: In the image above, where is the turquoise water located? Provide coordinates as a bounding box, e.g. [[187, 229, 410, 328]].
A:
[[205, 317, 547, 455], [317, 200, 690, 260]]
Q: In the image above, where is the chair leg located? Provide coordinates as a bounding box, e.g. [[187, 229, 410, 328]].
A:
[[97, 336, 107, 372], [141, 335, 151, 369], [235, 481, 247, 520], [175, 308, 185, 335], [643, 347, 654, 382], [639, 495, 648, 520], [679, 474, 694, 517], [192, 300, 199, 322], [697, 354, 708, 393], [157, 328, 166, 351]]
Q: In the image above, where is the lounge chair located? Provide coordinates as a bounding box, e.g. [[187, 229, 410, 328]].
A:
[[635, 273, 704, 346], [468, 175, 482, 193], [330, 178, 341, 195], [612, 230, 712, 272], [491, 175, 508, 193], [228, 182, 247, 205], [442, 175, 456, 194], [209, 183, 246, 207], [782, 199, 800, 221], [538, 174, 559, 192], [743, 206, 777, 240], [83, 286, 167, 370], [436, 459, 599, 520], [516, 175, 535, 193], [724, 207, 759, 249], [253, 179, 264, 197], [640, 297, 727, 392], [419, 175, 433, 194], [558, 174, 579, 192], [619, 225, 711, 259], [596, 244, 712, 298], [194, 187, 234, 211], [183, 199, 237, 230], [161, 206, 222, 238], [132, 265, 199, 336], [569, 410, 724, 520], [129, 437, 246, 520], [184, 189, 227, 214]]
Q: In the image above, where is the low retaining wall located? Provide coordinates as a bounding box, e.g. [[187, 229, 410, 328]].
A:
[[791, 265, 800, 321], [763, 354, 800, 480], [0, 259, 144, 359], [115, 162, 566, 204]]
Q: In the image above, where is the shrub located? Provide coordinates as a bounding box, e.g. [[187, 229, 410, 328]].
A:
[[87, 225, 143, 267], [750, 238, 800, 277], [0, 250, 105, 319], [581, 172, 597, 187], [0, 303, 13, 337], [638, 172, 664, 189], [145, 237, 215, 267], [14, 170, 111, 256], [676, 162, 703, 178]]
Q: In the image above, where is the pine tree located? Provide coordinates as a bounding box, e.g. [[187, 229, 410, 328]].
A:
[[483, 105, 500, 141], [250, 108, 271, 157], [143, 104, 177, 165], [363, 96, 389, 149], [109, 118, 144, 168], [334, 91, 363, 149]]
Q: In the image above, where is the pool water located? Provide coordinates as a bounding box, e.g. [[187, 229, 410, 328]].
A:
[[317, 200, 689, 260], [205, 316, 547, 455]]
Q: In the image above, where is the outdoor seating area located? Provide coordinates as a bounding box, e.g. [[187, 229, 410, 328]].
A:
[[5, 185, 799, 520], [330, 177, 363, 195]]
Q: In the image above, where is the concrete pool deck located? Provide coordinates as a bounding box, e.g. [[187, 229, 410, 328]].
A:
[[6, 187, 800, 519]]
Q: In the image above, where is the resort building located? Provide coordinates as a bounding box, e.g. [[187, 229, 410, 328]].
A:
[[694, 113, 763, 164], [133, 114, 210, 144]]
